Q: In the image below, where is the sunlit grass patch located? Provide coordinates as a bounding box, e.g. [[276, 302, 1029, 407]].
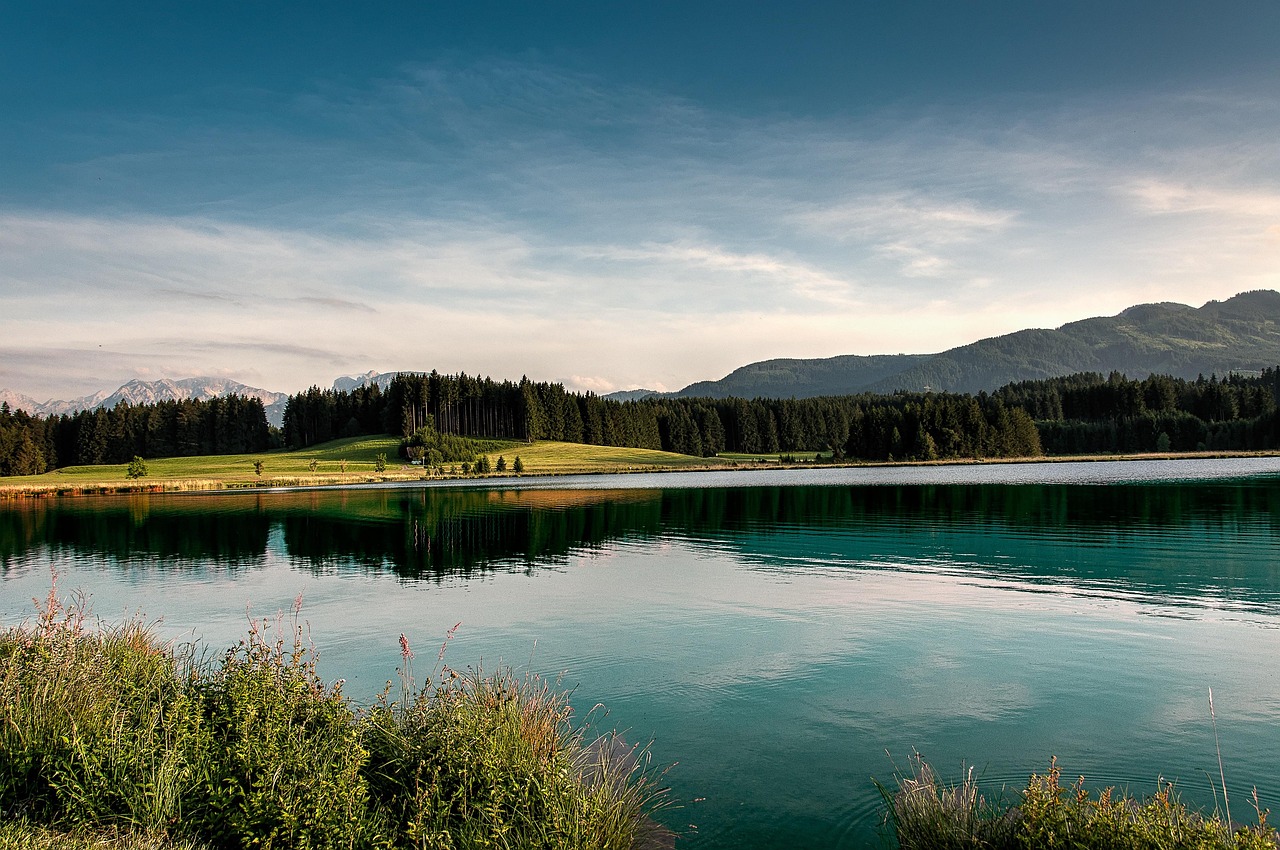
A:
[[715, 451, 830, 463], [0, 437, 716, 494], [480, 441, 709, 475], [0, 435, 416, 491], [0, 821, 206, 850]]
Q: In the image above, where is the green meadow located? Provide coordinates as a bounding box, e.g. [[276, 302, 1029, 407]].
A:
[[0, 437, 716, 495]]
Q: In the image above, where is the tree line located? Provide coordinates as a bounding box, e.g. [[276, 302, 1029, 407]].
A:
[[279, 367, 1280, 462], [994, 369, 1280, 454], [280, 371, 1042, 462], [0, 396, 271, 476], [7, 366, 1280, 478]]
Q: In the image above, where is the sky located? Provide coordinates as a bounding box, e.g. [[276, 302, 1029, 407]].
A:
[[3, 1, 1279, 401]]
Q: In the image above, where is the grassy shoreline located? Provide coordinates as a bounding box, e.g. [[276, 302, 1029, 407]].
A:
[[0, 592, 669, 850], [887, 754, 1278, 849], [1, 437, 1277, 498]]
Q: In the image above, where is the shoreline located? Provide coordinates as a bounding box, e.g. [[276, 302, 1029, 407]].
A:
[[3, 448, 1279, 499]]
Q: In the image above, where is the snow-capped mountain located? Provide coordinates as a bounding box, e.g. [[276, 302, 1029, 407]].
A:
[[331, 370, 409, 392], [0, 378, 289, 427]]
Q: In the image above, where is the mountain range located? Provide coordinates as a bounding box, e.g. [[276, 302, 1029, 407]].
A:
[[6, 291, 1280, 424], [612, 290, 1280, 400], [0, 378, 290, 428]]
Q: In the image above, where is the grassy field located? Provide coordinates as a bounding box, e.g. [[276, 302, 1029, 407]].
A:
[[488, 441, 712, 475], [7, 437, 1264, 497], [0, 437, 716, 495], [716, 451, 831, 463]]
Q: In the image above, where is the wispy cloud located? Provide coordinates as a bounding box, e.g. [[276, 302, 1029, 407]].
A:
[[1126, 180, 1280, 219], [3, 61, 1279, 398]]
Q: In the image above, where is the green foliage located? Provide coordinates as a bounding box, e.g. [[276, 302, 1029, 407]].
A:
[[513, 456, 524, 474], [399, 424, 486, 465], [883, 756, 1018, 850], [374, 453, 387, 473], [495, 455, 506, 472], [0, 820, 207, 849], [886, 755, 1278, 850], [0, 589, 663, 850], [126, 457, 148, 479], [251, 459, 263, 477], [0, 587, 207, 832], [364, 666, 661, 850], [999, 368, 1280, 455], [191, 616, 373, 849]]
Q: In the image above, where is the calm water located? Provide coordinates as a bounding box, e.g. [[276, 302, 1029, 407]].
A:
[[4, 457, 1280, 848]]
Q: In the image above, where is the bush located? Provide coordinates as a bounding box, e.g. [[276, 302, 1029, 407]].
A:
[[188, 616, 375, 849], [1, 588, 666, 850], [399, 424, 484, 465], [126, 457, 148, 479], [0, 588, 208, 832], [884, 754, 1278, 850], [364, 666, 663, 850]]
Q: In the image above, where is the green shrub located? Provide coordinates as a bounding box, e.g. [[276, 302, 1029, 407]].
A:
[[363, 667, 661, 850], [883, 755, 1019, 850], [885, 755, 1278, 850], [188, 616, 376, 849], [1, 588, 666, 850], [0, 589, 207, 831]]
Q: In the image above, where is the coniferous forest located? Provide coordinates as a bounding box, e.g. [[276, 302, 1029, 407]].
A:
[[280, 368, 1280, 461], [0, 396, 271, 476], [4, 368, 1280, 476]]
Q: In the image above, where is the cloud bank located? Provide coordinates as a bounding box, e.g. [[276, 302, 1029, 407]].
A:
[[2, 61, 1278, 398]]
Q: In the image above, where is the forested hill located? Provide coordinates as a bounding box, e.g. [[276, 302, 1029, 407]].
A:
[[671, 290, 1280, 399]]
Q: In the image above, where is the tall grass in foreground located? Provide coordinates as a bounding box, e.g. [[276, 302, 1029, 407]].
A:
[[884, 753, 1278, 849], [0, 587, 667, 850]]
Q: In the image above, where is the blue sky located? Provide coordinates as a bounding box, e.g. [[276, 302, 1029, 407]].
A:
[[3, 1, 1279, 399]]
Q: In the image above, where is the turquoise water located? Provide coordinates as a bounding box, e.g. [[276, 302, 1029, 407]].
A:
[[4, 457, 1280, 847]]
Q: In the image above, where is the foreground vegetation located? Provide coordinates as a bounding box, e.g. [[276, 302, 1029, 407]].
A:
[[886, 755, 1277, 850], [0, 589, 667, 850]]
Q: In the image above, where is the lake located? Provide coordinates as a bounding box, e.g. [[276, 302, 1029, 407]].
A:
[[4, 457, 1280, 848]]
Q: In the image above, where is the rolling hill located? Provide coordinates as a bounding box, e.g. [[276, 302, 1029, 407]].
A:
[[664, 290, 1280, 399]]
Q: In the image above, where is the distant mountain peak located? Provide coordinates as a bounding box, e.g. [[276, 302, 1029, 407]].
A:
[[331, 371, 410, 393], [602, 388, 665, 402], [671, 289, 1280, 399], [0, 377, 289, 427]]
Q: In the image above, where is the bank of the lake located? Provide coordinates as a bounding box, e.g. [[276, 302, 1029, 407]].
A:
[[2, 435, 1279, 497]]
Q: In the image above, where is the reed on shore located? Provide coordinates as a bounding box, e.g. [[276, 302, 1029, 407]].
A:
[[884, 753, 1278, 850], [0, 587, 667, 850]]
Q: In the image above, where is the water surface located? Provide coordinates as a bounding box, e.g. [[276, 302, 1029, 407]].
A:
[[4, 457, 1280, 848]]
